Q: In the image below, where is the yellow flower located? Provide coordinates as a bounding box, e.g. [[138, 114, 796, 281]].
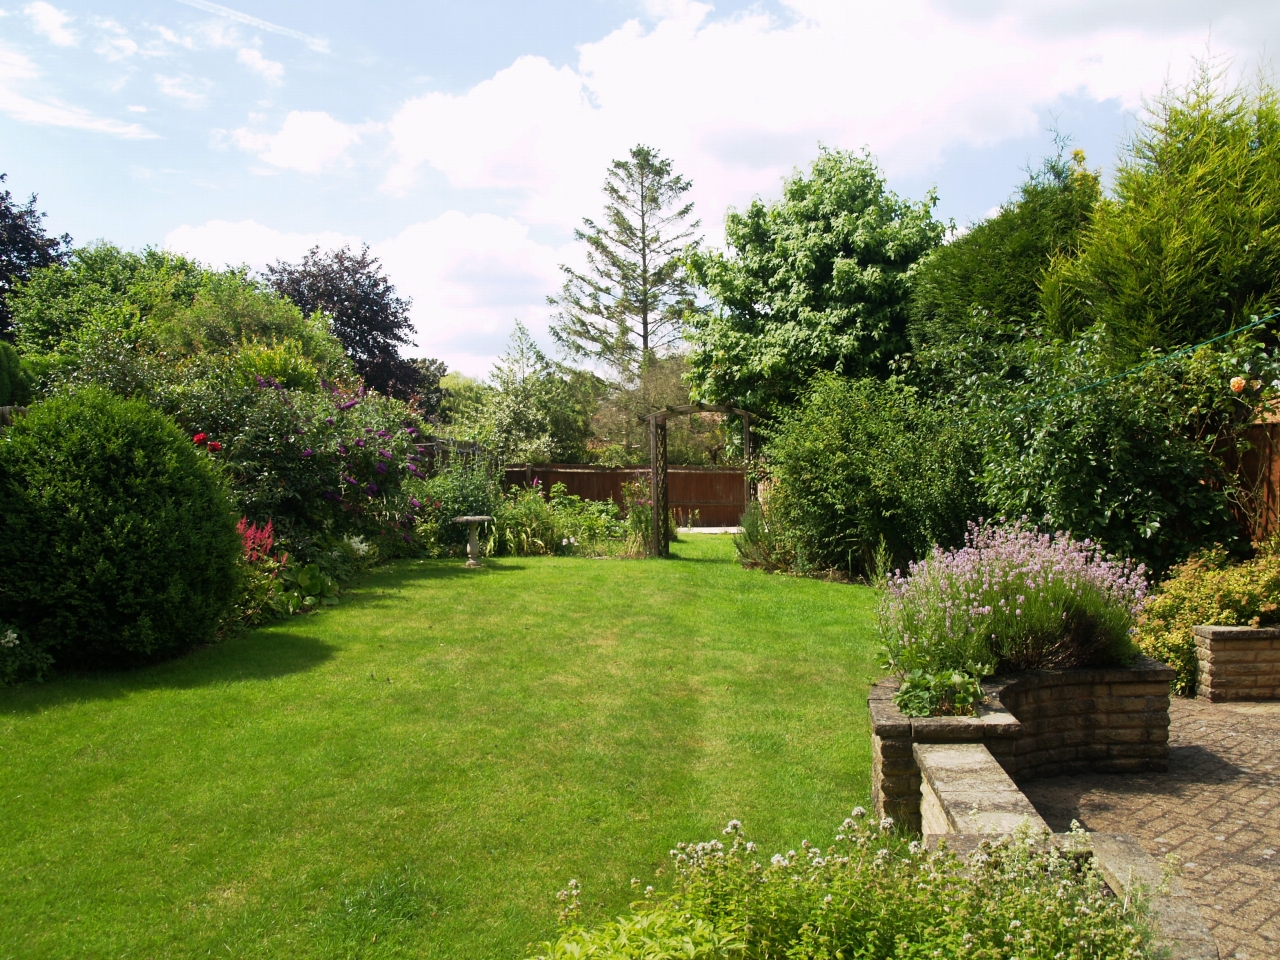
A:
[[1230, 376, 1247, 393]]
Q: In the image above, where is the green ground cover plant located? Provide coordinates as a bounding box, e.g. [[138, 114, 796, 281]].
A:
[[533, 817, 1156, 960], [0, 535, 880, 959], [1135, 540, 1280, 694]]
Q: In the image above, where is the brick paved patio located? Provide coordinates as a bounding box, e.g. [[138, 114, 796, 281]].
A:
[[1023, 698, 1280, 960]]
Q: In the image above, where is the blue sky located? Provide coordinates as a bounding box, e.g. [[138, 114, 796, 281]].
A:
[[2, 1, 1278, 374]]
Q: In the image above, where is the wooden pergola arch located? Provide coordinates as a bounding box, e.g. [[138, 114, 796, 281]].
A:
[[637, 402, 757, 557]]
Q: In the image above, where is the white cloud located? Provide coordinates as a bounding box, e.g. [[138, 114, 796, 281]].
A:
[[0, 42, 154, 136], [155, 73, 210, 106], [174, 0, 330, 54], [24, 1, 75, 46], [233, 111, 363, 173], [164, 219, 361, 272], [93, 19, 138, 60], [237, 46, 283, 82], [372, 211, 572, 375], [381, 0, 1239, 244]]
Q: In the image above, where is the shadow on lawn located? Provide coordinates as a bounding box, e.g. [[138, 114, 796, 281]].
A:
[[0, 631, 336, 714]]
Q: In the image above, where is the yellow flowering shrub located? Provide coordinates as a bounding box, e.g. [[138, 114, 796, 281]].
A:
[[1135, 541, 1280, 694]]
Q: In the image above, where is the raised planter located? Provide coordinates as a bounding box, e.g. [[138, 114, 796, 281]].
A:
[[870, 657, 1174, 833], [1193, 625, 1280, 701]]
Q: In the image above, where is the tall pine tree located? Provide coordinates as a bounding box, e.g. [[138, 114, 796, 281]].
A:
[[550, 145, 700, 378]]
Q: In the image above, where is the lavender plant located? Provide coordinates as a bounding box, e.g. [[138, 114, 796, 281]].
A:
[[880, 521, 1148, 682]]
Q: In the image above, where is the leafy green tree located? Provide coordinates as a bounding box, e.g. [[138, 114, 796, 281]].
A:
[[909, 147, 1100, 350], [454, 323, 600, 463], [1042, 65, 1280, 358], [0, 173, 70, 342], [550, 145, 700, 377], [687, 148, 944, 417]]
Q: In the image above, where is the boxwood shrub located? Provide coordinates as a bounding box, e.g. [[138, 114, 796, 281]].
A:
[[0, 387, 240, 670]]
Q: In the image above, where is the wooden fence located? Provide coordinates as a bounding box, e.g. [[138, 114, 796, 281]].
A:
[[503, 463, 748, 527], [1238, 423, 1280, 540]]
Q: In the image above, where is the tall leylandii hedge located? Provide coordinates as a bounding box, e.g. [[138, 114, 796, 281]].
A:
[[763, 375, 982, 577]]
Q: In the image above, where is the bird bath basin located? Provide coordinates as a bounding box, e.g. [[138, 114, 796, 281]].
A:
[[452, 516, 494, 567]]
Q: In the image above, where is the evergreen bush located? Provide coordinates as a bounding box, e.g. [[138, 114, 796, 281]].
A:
[[0, 388, 240, 669]]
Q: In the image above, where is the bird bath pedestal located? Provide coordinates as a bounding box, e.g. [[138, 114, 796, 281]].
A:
[[452, 516, 494, 568]]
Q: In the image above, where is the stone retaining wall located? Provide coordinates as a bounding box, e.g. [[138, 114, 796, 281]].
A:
[[1193, 625, 1280, 701], [870, 657, 1173, 834]]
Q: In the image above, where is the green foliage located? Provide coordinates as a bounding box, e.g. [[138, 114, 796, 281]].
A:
[[492, 482, 626, 557], [449, 322, 600, 463], [687, 148, 944, 417], [531, 908, 739, 959], [1043, 66, 1280, 358], [1135, 541, 1280, 695], [892, 666, 989, 718], [910, 146, 1100, 348], [0, 387, 240, 668], [280, 563, 340, 613], [536, 815, 1156, 960], [414, 455, 504, 551], [0, 339, 31, 405], [550, 144, 701, 376], [0, 621, 55, 686], [733, 500, 794, 573], [979, 331, 1264, 574], [763, 375, 982, 576]]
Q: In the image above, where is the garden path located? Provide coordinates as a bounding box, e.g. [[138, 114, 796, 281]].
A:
[[1023, 699, 1280, 960]]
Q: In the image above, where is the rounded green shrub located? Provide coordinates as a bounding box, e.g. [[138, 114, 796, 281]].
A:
[[0, 340, 32, 407], [0, 387, 240, 668]]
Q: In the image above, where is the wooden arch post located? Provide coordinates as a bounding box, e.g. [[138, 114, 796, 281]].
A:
[[639, 402, 757, 558]]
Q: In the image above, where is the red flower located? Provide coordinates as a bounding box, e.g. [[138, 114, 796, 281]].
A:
[[207, 441, 223, 452], [193, 433, 208, 445]]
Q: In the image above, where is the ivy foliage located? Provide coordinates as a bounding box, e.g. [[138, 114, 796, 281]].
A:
[[687, 148, 944, 418]]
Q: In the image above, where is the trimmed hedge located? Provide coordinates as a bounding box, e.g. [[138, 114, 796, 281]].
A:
[[0, 388, 240, 670]]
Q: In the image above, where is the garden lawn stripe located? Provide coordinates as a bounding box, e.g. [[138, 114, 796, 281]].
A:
[[0, 535, 879, 960]]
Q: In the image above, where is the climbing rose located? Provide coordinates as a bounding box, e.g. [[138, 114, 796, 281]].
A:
[[1231, 376, 1247, 393], [207, 441, 222, 452], [192, 433, 207, 445]]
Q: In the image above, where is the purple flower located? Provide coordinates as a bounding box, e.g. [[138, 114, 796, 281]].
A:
[[364, 427, 373, 434], [338, 399, 359, 411], [301, 449, 314, 457], [324, 491, 341, 501], [375, 463, 388, 474], [401, 533, 411, 543], [342, 474, 358, 485], [376, 430, 390, 438], [325, 417, 335, 426], [405, 427, 418, 436], [338, 444, 348, 456], [356, 438, 366, 448], [364, 483, 379, 495], [410, 497, 422, 509], [377, 449, 392, 459]]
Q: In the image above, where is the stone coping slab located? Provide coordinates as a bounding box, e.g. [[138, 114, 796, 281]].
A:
[[914, 742, 1048, 837]]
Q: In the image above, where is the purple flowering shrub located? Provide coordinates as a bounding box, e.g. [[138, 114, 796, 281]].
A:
[[880, 520, 1148, 681]]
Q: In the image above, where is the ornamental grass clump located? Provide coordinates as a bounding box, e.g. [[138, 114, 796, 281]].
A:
[[881, 521, 1148, 693], [531, 811, 1158, 960]]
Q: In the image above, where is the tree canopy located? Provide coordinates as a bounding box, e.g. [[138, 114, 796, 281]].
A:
[[550, 145, 700, 378], [686, 148, 944, 417], [265, 245, 430, 400], [1042, 65, 1280, 359], [0, 173, 70, 342], [908, 147, 1100, 351]]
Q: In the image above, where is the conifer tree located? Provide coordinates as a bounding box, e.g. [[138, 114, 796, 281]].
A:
[[550, 145, 700, 378]]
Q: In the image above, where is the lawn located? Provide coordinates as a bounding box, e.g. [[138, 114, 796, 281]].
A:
[[0, 535, 880, 960]]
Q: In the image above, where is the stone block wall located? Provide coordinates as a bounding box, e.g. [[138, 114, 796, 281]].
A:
[[1193, 625, 1280, 701], [870, 658, 1173, 833]]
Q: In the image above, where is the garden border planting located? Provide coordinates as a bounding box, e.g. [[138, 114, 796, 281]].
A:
[[1192, 625, 1280, 700], [871, 656, 1173, 832]]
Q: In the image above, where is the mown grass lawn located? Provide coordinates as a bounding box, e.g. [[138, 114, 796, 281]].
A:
[[0, 535, 880, 960]]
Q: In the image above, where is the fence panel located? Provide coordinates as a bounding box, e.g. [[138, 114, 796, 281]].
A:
[[503, 463, 747, 526]]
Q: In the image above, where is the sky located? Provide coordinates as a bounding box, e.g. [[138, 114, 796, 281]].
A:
[[2, 1, 1278, 376]]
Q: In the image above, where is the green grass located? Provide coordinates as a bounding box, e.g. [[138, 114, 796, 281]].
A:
[[0, 535, 881, 960]]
